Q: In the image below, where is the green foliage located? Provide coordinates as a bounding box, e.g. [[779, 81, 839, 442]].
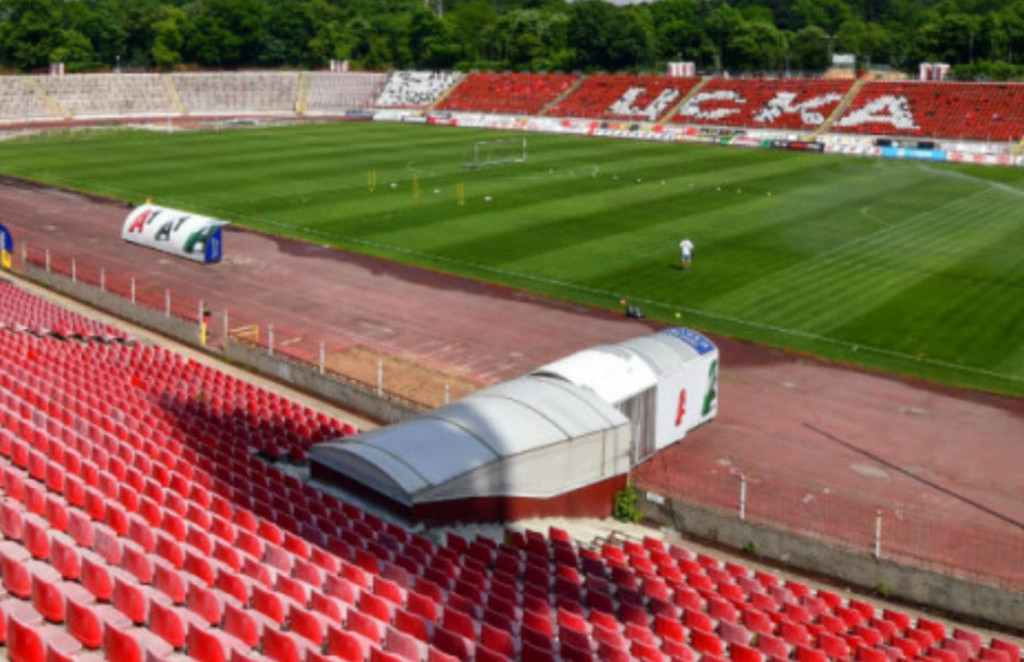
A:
[[0, 0, 1020, 74], [613, 484, 644, 524], [3, 124, 1024, 397]]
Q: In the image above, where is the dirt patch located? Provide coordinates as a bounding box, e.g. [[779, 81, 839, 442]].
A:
[[324, 345, 479, 409]]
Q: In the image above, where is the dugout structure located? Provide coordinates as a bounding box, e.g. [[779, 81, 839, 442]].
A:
[[462, 136, 527, 168], [310, 328, 718, 525]]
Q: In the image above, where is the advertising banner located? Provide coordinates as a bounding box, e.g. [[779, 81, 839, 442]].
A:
[[653, 328, 719, 449], [0, 222, 11, 270], [122, 204, 227, 263]]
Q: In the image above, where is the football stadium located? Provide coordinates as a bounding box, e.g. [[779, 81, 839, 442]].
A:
[[0, 66, 1022, 662]]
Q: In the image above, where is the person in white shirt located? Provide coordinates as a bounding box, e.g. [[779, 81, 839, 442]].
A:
[[680, 237, 694, 270]]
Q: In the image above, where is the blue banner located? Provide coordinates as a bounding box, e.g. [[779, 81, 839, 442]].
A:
[[663, 327, 716, 355], [0, 222, 11, 270], [880, 147, 947, 161]]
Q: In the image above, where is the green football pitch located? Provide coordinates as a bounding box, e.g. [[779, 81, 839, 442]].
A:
[[2, 121, 1024, 397]]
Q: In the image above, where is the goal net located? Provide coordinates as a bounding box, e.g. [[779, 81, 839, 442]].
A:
[[463, 136, 527, 168]]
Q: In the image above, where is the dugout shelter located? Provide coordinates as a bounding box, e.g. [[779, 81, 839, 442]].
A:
[[310, 328, 718, 525]]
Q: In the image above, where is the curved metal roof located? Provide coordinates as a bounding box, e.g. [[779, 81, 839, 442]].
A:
[[309, 375, 629, 507], [532, 327, 714, 403]]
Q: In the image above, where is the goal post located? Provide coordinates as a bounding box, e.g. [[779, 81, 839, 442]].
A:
[[463, 136, 528, 169]]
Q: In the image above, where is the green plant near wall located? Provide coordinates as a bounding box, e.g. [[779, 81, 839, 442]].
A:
[[613, 484, 644, 524]]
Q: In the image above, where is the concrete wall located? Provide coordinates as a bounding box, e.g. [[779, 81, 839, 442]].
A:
[[21, 262, 420, 424], [638, 487, 1024, 632]]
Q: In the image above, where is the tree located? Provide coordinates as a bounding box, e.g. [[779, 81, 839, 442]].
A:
[[606, 6, 656, 71], [151, 4, 186, 71], [706, 4, 744, 72], [836, 18, 889, 69], [0, 0, 65, 71], [728, 20, 786, 72], [788, 24, 830, 72], [51, 29, 96, 72], [447, 1, 497, 65], [567, 0, 617, 70]]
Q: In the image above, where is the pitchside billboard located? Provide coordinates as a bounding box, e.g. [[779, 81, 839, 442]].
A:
[[654, 327, 719, 449], [122, 204, 227, 263], [0, 222, 12, 270]]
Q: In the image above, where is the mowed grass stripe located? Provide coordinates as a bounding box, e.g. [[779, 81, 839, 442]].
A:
[[709, 189, 1003, 335], [2, 124, 1024, 395]]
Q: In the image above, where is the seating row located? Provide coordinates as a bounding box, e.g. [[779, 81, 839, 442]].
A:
[[0, 281, 129, 340], [306, 73, 389, 114], [434, 73, 579, 116], [671, 78, 852, 131], [374, 72, 463, 109], [545, 75, 701, 122]]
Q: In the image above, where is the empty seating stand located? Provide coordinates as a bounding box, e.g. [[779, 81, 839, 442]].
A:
[[0, 279, 1014, 662], [375, 71, 463, 109], [171, 72, 301, 116], [306, 72, 389, 114], [435, 72, 579, 116], [546, 74, 701, 122], [832, 80, 1024, 142], [672, 77, 853, 131]]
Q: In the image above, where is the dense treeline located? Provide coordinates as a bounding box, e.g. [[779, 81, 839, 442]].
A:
[[3, 0, 1024, 79]]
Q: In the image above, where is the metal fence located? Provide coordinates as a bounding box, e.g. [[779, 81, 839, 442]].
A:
[[641, 451, 1024, 591], [17, 244, 478, 411]]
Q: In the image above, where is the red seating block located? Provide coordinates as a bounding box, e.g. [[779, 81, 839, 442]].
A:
[[30, 564, 71, 622], [263, 628, 318, 662], [691, 629, 724, 656], [326, 624, 374, 662], [148, 596, 187, 648], [436, 73, 579, 116], [186, 579, 227, 626], [1, 541, 33, 598]]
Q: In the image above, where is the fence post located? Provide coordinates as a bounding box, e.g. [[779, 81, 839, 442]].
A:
[[71, 258, 76, 282], [268, 325, 274, 357], [21, 242, 26, 267], [198, 300, 205, 346], [319, 342, 325, 375], [223, 309, 229, 344], [874, 507, 883, 559], [164, 289, 171, 317], [100, 268, 105, 292], [45, 249, 50, 272], [444, 383, 450, 405], [376, 360, 383, 397], [130, 277, 136, 305], [739, 473, 747, 521]]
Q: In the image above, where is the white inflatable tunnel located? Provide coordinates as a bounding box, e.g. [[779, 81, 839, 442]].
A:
[[122, 203, 227, 263]]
